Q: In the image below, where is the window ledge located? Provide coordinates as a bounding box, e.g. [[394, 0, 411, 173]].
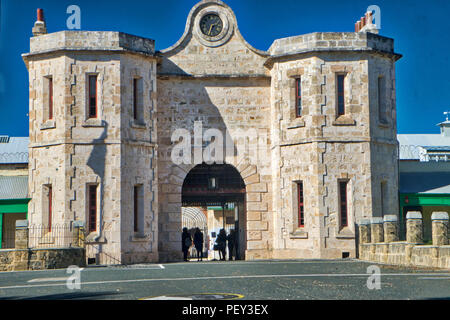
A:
[[290, 229, 308, 239], [332, 116, 356, 126], [130, 121, 147, 130], [82, 118, 105, 128], [40, 120, 56, 130], [130, 234, 150, 242], [288, 118, 306, 129], [336, 227, 355, 239]]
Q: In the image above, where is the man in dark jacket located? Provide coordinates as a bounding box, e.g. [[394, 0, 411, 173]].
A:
[[193, 228, 204, 262], [226, 229, 236, 261], [182, 227, 192, 262]]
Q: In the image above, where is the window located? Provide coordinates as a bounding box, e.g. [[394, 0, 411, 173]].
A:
[[295, 78, 302, 118], [337, 74, 346, 116], [133, 78, 143, 122], [88, 75, 98, 118], [297, 182, 305, 227], [381, 181, 387, 217], [134, 185, 144, 235], [378, 76, 387, 123], [42, 185, 52, 231], [339, 181, 348, 228], [48, 77, 53, 120], [134, 186, 139, 232], [88, 185, 97, 232]]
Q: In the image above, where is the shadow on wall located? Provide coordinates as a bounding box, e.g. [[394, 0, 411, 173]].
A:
[[86, 121, 108, 240]]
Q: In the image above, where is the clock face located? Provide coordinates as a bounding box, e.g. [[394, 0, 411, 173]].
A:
[[200, 14, 223, 37]]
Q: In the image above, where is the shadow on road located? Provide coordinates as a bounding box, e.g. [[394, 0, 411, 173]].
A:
[[0, 291, 120, 300]]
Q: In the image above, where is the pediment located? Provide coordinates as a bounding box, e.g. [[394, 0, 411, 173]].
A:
[[158, 0, 270, 78]]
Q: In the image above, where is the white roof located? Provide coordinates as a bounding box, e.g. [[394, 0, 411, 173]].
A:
[[397, 134, 450, 160], [0, 136, 29, 164]]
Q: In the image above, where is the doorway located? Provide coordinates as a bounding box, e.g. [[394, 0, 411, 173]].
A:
[[181, 163, 246, 260]]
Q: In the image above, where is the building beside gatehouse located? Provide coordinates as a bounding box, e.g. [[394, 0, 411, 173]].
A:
[[22, 0, 402, 264]]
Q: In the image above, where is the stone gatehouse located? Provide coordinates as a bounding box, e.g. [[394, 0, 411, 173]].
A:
[[22, 0, 402, 264]]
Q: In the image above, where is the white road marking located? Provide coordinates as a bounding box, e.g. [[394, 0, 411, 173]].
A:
[[1, 272, 450, 291], [28, 277, 69, 283], [158, 264, 165, 269], [418, 277, 450, 280]]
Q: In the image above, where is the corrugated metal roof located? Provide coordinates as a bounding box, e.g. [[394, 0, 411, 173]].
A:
[[398, 134, 450, 160], [0, 137, 29, 164], [399, 172, 450, 194], [398, 134, 450, 147], [0, 176, 29, 200]]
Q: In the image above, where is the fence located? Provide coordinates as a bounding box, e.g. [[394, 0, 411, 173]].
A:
[[28, 224, 75, 248], [0, 220, 85, 271], [358, 212, 450, 269]]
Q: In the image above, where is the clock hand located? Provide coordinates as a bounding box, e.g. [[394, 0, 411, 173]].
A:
[[208, 23, 215, 36]]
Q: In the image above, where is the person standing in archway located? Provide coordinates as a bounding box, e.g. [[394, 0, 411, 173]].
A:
[[216, 229, 227, 261], [182, 227, 192, 262], [227, 229, 236, 261], [193, 227, 204, 262]]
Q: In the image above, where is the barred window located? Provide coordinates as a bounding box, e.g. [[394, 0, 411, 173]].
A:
[[339, 181, 348, 227], [297, 181, 305, 227], [88, 185, 97, 232], [337, 74, 346, 116], [88, 75, 98, 118], [295, 78, 302, 118]]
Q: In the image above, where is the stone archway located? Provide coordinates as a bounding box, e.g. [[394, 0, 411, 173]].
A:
[[158, 159, 269, 262]]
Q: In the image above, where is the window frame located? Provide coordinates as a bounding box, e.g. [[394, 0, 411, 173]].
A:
[[295, 77, 302, 118], [378, 76, 387, 123], [337, 74, 346, 117], [48, 77, 53, 120], [88, 185, 98, 233], [48, 185, 52, 231], [297, 181, 305, 228], [88, 75, 98, 119], [134, 186, 139, 233], [339, 180, 349, 228]]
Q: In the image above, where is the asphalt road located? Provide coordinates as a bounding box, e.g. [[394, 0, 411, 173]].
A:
[[0, 259, 450, 300]]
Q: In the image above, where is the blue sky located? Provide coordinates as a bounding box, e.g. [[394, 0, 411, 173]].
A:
[[0, 0, 449, 137]]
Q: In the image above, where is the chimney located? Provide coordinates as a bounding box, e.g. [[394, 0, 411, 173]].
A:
[[32, 8, 47, 36], [355, 11, 378, 34]]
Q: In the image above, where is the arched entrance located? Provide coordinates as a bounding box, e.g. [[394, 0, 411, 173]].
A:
[[182, 163, 246, 260]]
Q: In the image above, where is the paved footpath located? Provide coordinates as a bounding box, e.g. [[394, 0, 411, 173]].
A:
[[0, 259, 450, 300]]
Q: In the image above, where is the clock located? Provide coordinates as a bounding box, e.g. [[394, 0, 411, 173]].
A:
[[199, 13, 223, 37]]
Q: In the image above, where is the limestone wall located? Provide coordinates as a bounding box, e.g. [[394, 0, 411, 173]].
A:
[[24, 31, 159, 265], [0, 248, 85, 272], [359, 212, 450, 269]]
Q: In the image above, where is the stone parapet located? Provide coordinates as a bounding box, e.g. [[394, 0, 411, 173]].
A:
[[25, 31, 155, 57], [358, 219, 371, 244], [432, 212, 449, 246], [406, 211, 423, 244], [358, 211, 450, 270], [383, 215, 399, 243], [267, 32, 401, 61], [370, 217, 384, 243]]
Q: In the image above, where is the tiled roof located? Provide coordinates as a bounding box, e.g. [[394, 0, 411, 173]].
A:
[[0, 137, 29, 164], [0, 176, 29, 200]]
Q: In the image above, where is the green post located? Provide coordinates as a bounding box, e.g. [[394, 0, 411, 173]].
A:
[[0, 213, 3, 249]]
